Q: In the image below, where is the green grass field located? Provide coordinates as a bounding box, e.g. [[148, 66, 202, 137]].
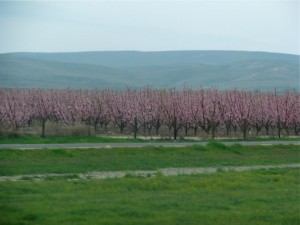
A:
[[0, 144, 299, 176], [0, 144, 299, 225], [1, 169, 299, 225], [0, 135, 300, 144], [0, 135, 146, 144]]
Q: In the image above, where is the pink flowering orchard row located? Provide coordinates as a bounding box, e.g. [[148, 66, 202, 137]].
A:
[[0, 88, 299, 139]]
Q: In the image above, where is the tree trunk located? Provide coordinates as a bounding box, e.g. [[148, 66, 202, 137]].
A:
[[185, 127, 188, 136], [233, 126, 237, 137], [286, 128, 290, 136], [226, 127, 230, 137], [173, 117, 177, 140], [155, 120, 160, 135], [194, 127, 198, 135], [88, 119, 91, 136], [155, 127, 159, 135], [241, 122, 247, 140], [277, 124, 281, 138], [265, 126, 269, 136], [212, 127, 215, 140], [294, 126, 300, 136], [168, 125, 172, 134], [94, 123, 97, 133], [143, 124, 147, 136], [242, 129, 247, 140], [41, 119, 46, 137], [133, 117, 138, 139], [277, 118, 282, 138], [14, 125, 19, 135], [120, 124, 124, 134], [211, 120, 218, 140], [147, 125, 152, 135]]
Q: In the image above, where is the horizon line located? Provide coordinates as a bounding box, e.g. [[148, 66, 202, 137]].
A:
[[0, 49, 299, 56]]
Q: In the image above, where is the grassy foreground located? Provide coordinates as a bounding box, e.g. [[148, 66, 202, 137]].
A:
[[0, 144, 299, 176], [1, 168, 299, 225], [0, 144, 299, 225]]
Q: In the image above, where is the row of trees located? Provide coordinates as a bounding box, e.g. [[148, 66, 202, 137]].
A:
[[0, 88, 299, 139]]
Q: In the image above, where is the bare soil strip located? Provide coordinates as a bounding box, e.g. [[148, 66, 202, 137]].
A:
[[1, 163, 299, 182]]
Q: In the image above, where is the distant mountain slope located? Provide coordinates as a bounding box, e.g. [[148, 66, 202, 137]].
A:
[[0, 51, 299, 91]]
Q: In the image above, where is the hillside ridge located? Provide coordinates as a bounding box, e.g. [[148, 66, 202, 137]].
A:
[[0, 50, 299, 91]]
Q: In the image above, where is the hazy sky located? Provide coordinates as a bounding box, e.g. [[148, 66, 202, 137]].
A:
[[0, 0, 299, 54]]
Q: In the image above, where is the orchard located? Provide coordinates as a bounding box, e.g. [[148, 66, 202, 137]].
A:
[[0, 88, 299, 139]]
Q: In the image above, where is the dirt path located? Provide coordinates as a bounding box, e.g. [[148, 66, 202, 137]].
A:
[[1, 163, 299, 182]]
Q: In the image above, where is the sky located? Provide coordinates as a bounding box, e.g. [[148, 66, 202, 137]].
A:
[[0, 0, 299, 55]]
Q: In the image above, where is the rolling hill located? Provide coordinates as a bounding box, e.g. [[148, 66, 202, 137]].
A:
[[0, 50, 299, 91]]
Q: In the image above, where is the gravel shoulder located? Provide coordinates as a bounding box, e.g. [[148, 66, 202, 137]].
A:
[[1, 163, 299, 182]]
